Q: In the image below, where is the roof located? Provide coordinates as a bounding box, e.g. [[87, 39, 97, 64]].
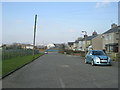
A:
[[83, 35, 97, 41], [103, 25, 120, 34], [75, 40, 79, 43], [77, 37, 84, 41], [54, 44, 61, 47], [68, 42, 74, 45]]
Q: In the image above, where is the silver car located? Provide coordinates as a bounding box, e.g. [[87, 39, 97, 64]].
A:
[[85, 50, 111, 66]]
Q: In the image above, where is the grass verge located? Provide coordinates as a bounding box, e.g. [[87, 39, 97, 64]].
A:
[[0, 60, 1, 77], [2, 53, 43, 77]]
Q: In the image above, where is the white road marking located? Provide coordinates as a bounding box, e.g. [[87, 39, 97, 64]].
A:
[[59, 78, 65, 88], [60, 65, 69, 68]]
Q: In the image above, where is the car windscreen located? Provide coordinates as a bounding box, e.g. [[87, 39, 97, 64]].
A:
[[92, 51, 106, 55]]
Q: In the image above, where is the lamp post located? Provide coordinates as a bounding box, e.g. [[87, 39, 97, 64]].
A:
[[82, 31, 87, 55]]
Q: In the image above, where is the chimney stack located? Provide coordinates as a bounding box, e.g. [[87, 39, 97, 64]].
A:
[[111, 23, 117, 29]]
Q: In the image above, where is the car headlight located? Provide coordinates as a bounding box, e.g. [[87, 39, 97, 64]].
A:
[[95, 57, 100, 62]]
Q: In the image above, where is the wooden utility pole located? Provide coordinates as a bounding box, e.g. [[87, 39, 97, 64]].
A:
[[118, 27, 120, 53], [33, 14, 37, 58]]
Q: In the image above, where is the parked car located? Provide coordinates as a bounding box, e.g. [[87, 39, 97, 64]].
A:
[[44, 51, 48, 54], [85, 50, 111, 66]]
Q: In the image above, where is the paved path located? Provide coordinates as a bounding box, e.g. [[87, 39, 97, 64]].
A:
[[2, 53, 118, 88]]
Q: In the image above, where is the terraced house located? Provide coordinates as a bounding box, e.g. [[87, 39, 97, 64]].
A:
[[102, 23, 120, 53], [81, 31, 98, 51], [92, 23, 120, 53]]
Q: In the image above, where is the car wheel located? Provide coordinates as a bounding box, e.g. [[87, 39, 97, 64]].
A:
[[85, 59, 88, 64], [91, 60, 95, 66]]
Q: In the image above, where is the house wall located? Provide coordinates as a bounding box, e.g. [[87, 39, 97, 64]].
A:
[[73, 43, 78, 50], [103, 32, 119, 45], [102, 32, 119, 52], [26, 46, 33, 49], [68, 45, 74, 50], [71, 45, 74, 50], [103, 33, 114, 45], [82, 41, 86, 51], [78, 41, 83, 51], [82, 40, 91, 51], [114, 32, 119, 43], [102, 33, 114, 50], [92, 35, 103, 50], [87, 41, 91, 47]]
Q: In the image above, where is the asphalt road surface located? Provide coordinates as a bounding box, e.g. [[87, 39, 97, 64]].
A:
[[2, 52, 118, 88]]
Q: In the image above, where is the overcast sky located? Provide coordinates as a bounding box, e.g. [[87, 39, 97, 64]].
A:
[[2, 2, 118, 45]]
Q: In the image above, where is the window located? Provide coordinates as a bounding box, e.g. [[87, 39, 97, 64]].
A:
[[92, 51, 106, 55], [105, 34, 109, 41], [109, 35, 112, 40], [116, 32, 119, 40]]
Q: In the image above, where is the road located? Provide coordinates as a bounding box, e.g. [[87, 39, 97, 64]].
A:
[[2, 52, 118, 88]]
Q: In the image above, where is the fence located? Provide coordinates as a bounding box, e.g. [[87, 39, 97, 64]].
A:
[[2, 48, 39, 60]]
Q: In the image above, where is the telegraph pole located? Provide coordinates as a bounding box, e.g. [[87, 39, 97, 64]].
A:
[[33, 14, 37, 58]]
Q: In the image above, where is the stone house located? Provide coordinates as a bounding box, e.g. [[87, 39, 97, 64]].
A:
[[102, 24, 120, 52], [67, 42, 74, 50], [82, 34, 97, 51]]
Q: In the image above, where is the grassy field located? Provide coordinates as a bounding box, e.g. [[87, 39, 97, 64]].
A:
[[2, 49, 39, 60], [2, 53, 43, 76]]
